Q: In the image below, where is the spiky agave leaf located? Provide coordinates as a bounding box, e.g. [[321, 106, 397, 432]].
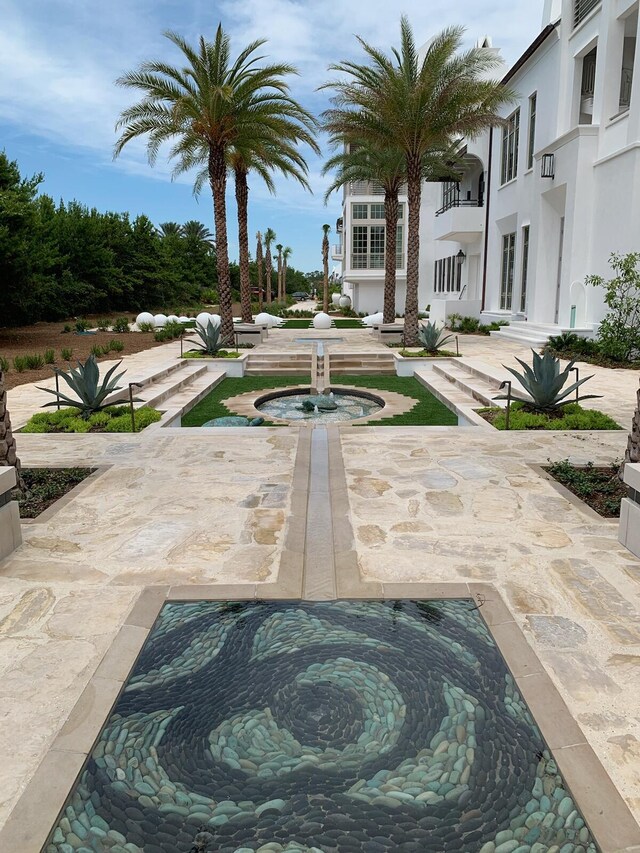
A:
[[495, 349, 602, 412], [37, 355, 129, 418], [418, 321, 455, 353], [193, 320, 222, 356]]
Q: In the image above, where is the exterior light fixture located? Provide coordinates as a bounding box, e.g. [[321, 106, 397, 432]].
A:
[[541, 153, 555, 179], [456, 250, 466, 265]]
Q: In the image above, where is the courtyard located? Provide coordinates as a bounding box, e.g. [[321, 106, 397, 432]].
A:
[[0, 327, 639, 851]]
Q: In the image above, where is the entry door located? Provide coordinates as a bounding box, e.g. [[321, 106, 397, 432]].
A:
[[554, 217, 565, 323]]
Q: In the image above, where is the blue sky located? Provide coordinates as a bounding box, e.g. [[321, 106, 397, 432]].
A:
[[1, 0, 543, 272]]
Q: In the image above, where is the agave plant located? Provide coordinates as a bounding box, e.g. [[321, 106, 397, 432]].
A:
[[418, 321, 455, 353], [496, 349, 602, 413], [37, 355, 131, 419], [193, 320, 222, 356]]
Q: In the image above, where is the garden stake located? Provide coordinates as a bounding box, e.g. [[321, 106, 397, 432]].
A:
[[572, 367, 580, 403], [54, 371, 61, 411], [499, 380, 512, 430], [129, 382, 142, 433], [456, 336, 460, 357]]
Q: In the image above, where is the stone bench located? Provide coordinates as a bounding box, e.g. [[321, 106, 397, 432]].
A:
[[619, 463, 640, 559], [233, 324, 268, 344], [372, 324, 404, 343], [0, 467, 22, 562]]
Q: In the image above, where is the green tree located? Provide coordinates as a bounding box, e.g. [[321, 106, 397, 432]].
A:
[[181, 220, 215, 249], [264, 228, 276, 304], [115, 25, 308, 342], [321, 225, 331, 312], [157, 222, 182, 238], [282, 246, 292, 295], [324, 18, 512, 344], [587, 252, 640, 362], [275, 243, 284, 302], [256, 231, 264, 309]]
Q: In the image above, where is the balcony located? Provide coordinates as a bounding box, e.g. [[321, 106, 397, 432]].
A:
[[331, 243, 344, 261], [574, 0, 600, 27], [434, 200, 484, 243], [350, 253, 405, 271]]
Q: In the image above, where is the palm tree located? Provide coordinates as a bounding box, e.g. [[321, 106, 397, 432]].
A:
[[324, 18, 513, 345], [114, 25, 310, 344], [0, 369, 26, 495], [282, 247, 292, 299], [264, 228, 276, 304], [623, 381, 640, 477], [157, 221, 182, 238], [275, 243, 284, 302], [182, 220, 215, 250], [256, 231, 264, 310], [321, 225, 331, 313]]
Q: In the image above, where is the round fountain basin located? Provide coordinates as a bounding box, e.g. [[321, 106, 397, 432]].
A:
[[256, 388, 384, 423]]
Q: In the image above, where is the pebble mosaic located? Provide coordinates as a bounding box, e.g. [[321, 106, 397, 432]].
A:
[[43, 600, 599, 852]]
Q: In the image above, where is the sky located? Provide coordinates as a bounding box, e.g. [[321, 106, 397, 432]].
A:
[[1, 0, 543, 272]]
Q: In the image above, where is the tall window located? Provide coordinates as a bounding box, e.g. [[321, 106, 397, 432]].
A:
[[574, 0, 600, 28], [500, 233, 517, 311], [619, 14, 637, 114], [351, 203, 405, 270], [527, 94, 537, 170], [501, 109, 520, 185], [433, 255, 463, 294], [520, 226, 530, 313]]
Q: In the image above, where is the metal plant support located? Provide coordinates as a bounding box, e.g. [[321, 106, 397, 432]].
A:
[[499, 380, 513, 430]]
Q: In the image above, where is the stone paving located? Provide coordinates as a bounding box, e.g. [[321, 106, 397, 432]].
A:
[[0, 330, 639, 843]]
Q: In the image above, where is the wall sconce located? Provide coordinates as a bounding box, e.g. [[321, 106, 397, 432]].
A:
[[456, 250, 466, 265], [541, 153, 555, 179]]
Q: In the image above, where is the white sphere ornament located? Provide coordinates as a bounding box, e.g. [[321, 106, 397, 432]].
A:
[[153, 313, 168, 327], [332, 293, 341, 306], [209, 314, 221, 327], [255, 312, 274, 327], [167, 314, 179, 324], [196, 312, 212, 329], [178, 316, 190, 323], [136, 312, 155, 328], [339, 295, 351, 309], [313, 312, 332, 330]]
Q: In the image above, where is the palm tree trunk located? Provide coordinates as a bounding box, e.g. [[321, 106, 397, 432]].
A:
[[235, 168, 252, 323], [277, 257, 282, 302], [265, 250, 272, 304], [0, 370, 26, 495], [208, 145, 234, 344], [256, 234, 264, 312], [322, 245, 329, 313], [383, 188, 399, 325], [283, 260, 287, 299], [402, 160, 422, 347], [623, 382, 640, 479]]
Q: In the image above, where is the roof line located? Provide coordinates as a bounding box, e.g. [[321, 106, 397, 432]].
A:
[[502, 21, 560, 84]]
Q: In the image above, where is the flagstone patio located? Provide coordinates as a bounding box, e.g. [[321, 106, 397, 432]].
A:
[[0, 331, 639, 847]]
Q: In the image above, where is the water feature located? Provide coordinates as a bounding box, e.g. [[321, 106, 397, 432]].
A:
[[43, 599, 599, 853], [256, 389, 383, 423]]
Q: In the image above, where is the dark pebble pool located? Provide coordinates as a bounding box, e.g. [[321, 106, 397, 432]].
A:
[[43, 600, 599, 853]]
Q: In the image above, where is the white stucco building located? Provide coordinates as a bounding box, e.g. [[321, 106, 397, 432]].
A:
[[331, 0, 640, 341]]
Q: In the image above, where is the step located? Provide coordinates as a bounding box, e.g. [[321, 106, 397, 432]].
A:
[[413, 370, 491, 428], [244, 368, 312, 376], [490, 327, 551, 347], [431, 363, 504, 408], [157, 370, 226, 421], [138, 364, 209, 410], [103, 359, 196, 407]]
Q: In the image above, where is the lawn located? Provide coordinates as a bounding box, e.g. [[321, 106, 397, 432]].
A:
[[280, 318, 364, 329], [181, 375, 311, 426], [182, 374, 457, 427]]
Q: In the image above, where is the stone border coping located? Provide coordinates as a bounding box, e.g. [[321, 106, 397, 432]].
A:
[[529, 463, 621, 524], [20, 466, 110, 525], [223, 384, 420, 427], [3, 583, 639, 852]]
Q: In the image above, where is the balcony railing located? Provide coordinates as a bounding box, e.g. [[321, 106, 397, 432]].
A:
[[331, 243, 344, 259], [435, 197, 483, 217], [574, 0, 600, 27], [351, 253, 405, 270]]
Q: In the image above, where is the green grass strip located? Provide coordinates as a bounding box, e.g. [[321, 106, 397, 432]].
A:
[[182, 375, 311, 426], [332, 375, 458, 426], [280, 318, 364, 329]]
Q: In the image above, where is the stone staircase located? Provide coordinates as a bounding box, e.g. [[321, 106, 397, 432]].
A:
[[245, 352, 313, 377], [105, 360, 224, 414], [490, 321, 594, 347], [327, 352, 396, 376], [415, 359, 509, 423]]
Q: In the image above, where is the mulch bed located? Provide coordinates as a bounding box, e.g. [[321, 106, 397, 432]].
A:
[[16, 467, 94, 519], [544, 461, 628, 518], [0, 320, 168, 390]]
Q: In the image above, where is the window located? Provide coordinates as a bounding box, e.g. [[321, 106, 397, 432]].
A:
[[527, 94, 537, 170], [433, 255, 463, 294], [579, 47, 597, 124], [501, 109, 520, 185], [500, 233, 517, 311], [350, 204, 405, 270], [618, 15, 637, 114], [520, 226, 530, 313]]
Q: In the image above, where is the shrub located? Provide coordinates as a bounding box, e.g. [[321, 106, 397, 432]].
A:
[[154, 323, 184, 341], [0, 356, 9, 372], [62, 324, 73, 334], [13, 356, 27, 372], [44, 349, 56, 364], [24, 354, 45, 369], [75, 319, 90, 332], [484, 402, 620, 431], [112, 317, 130, 333], [90, 344, 106, 357], [96, 317, 112, 331], [61, 348, 73, 361], [104, 406, 162, 432], [587, 252, 640, 361], [137, 321, 155, 332], [192, 320, 221, 355], [22, 405, 161, 433], [108, 339, 125, 353], [417, 321, 455, 353], [37, 354, 130, 418]]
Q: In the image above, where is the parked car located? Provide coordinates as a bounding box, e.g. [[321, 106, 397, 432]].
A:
[[292, 292, 310, 302]]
